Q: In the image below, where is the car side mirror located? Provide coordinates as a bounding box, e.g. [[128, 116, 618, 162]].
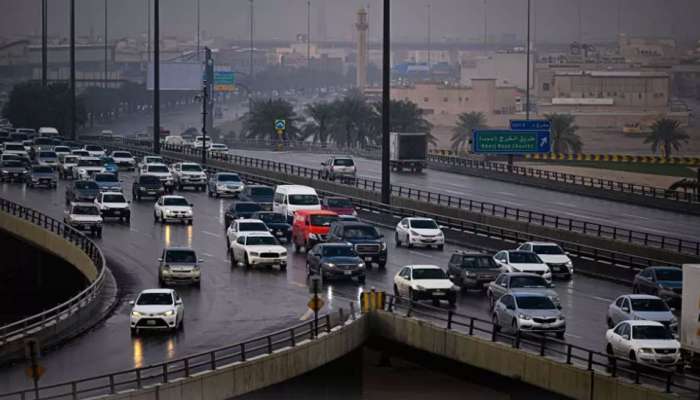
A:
[[128, 300, 135, 306], [176, 299, 183, 305], [622, 334, 630, 341], [557, 305, 562, 310], [439, 225, 446, 230], [158, 258, 163, 262], [189, 203, 194, 207], [621, 306, 630, 313]]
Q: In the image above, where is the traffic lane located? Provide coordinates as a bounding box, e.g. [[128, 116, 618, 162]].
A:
[[228, 149, 700, 241]]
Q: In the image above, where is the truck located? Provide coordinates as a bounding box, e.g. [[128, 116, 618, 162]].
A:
[[389, 132, 427, 173], [681, 264, 700, 369]]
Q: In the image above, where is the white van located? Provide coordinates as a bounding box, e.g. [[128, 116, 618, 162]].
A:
[[273, 185, 321, 220], [163, 135, 185, 146], [38, 127, 60, 138], [193, 136, 212, 150]]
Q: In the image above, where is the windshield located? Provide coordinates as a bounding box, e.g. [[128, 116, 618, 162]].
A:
[[410, 219, 438, 229], [72, 151, 89, 156], [4, 144, 24, 151], [145, 157, 163, 163], [112, 152, 131, 158], [10, 134, 28, 141], [632, 325, 674, 340], [85, 145, 102, 151], [140, 176, 161, 184], [2, 161, 23, 167], [533, 245, 565, 255], [34, 138, 52, 145], [217, 174, 241, 182], [310, 215, 338, 226], [333, 158, 354, 166], [165, 250, 196, 263], [32, 166, 53, 173], [54, 146, 70, 153], [655, 268, 682, 282], [412, 268, 447, 280], [103, 194, 126, 203], [631, 298, 670, 312], [148, 165, 169, 173], [288, 194, 319, 205], [38, 151, 56, 158], [163, 197, 190, 206], [235, 203, 261, 212], [326, 198, 352, 208], [75, 181, 98, 190], [73, 206, 100, 215], [516, 296, 556, 310], [343, 226, 379, 239], [95, 174, 117, 182], [63, 156, 78, 163], [181, 164, 202, 172], [459, 256, 498, 269], [239, 222, 268, 231], [257, 213, 286, 224], [136, 293, 173, 306], [322, 246, 357, 257], [508, 252, 542, 264], [246, 236, 278, 246], [77, 159, 101, 167], [250, 187, 273, 197], [510, 276, 548, 288]]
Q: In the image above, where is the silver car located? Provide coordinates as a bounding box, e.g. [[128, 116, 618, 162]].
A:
[[158, 247, 202, 287], [487, 272, 560, 310], [606, 294, 677, 330], [492, 292, 566, 339]]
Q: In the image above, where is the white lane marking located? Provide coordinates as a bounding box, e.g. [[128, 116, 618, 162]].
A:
[[408, 250, 439, 260], [562, 212, 590, 219], [444, 189, 464, 195], [622, 213, 650, 221], [201, 252, 215, 258], [592, 296, 613, 303], [553, 202, 570, 207], [201, 230, 222, 238], [495, 191, 516, 197], [565, 332, 583, 339]]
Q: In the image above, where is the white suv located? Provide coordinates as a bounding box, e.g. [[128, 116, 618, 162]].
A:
[[321, 156, 356, 181], [229, 232, 287, 270], [226, 218, 269, 248], [95, 192, 131, 223], [171, 162, 207, 191], [129, 289, 184, 335], [158, 247, 202, 286], [518, 242, 573, 279], [64, 202, 103, 237], [141, 163, 175, 193], [154, 195, 193, 224], [110, 151, 136, 170]]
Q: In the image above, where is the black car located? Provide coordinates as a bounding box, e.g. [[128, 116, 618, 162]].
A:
[[447, 251, 502, 291], [0, 160, 27, 182], [239, 185, 274, 210], [633, 266, 683, 308], [224, 201, 262, 228], [65, 180, 100, 204], [306, 243, 366, 283], [132, 175, 165, 201], [251, 211, 292, 242], [326, 221, 387, 268]]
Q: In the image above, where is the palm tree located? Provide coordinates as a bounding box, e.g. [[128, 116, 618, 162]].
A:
[[644, 118, 689, 157], [304, 102, 335, 145], [451, 112, 486, 152], [387, 99, 435, 145], [329, 93, 374, 148], [545, 113, 583, 154], [242, 98, 301, 142]]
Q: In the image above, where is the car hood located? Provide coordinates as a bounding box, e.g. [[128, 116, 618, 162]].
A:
[[510, 263, 549, 271], [345, 238, 383, 244], [321, 256, 362, 265], [149, 172, 172, 178], [38, 158, 58, 163], [509, 288, 558, 298], [78, 166, 104, 171], [518, 309, 562, 319], [248, 196, 273, 203], [632, 311, 675, 322], [95, 182, 120, 188], [633, 339, 680, 348], [246, 245, 286, 253], [132, 305, 174, 314], [658, 281, 682, 289], [265, 222, 291, 230], [412, 279, 454, 290], [537, 255, 570, 264], [411, 228, 442, 236], [325, 207, 355, 215], [76, 188, 99, 196], [102, 202, 129, 208], [113, 157, 134, 162]]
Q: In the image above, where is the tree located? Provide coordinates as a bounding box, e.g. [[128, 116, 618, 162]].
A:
[[304, 102, 335, 145], [545, 113, 583, 154], [644, 118, 689, 157], [328, 92, 374, 148], [451, 112, 486, 152], [243, 98, 301, 142]]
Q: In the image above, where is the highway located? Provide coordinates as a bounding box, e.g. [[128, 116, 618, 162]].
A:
[[0, 170, 634, 392]]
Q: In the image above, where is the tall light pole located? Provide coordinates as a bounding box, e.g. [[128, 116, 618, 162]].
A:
[[307, 0, 311, 68], [41, 0, 47, 87], [153, 0, 160, 154], [146, 0, 151, 62], [426, 4, 431, 72], [577, 0, 582, 43], [70, 0, 76, 140], [616, 0, 622, 37], [526, 0, 531, 120], [249, 0, 254, 81], [196, 0, 200, 60], [483, 0, 488, 46], [104, 0, 109, 88], [381, 0, 391, 204]]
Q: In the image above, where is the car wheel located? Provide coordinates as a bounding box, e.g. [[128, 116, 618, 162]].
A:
[[556, 331, 565, 340], [511, 319, 518, 335], [438, 244, 444, 251], [394, 232, 401, 247], [606, 317, 614, 329], [244, 254, 251, 269], [96, 228, 102, 238], [187, 219, 192, 225], [358, 275, 366, 285], [448, 296, 456, 307], [409, 288, 418, 302], [130, 327, 138, 336], [393, 284, 401, 299], [229, 249, 237, 268], [226, 237, 231, 249], [629, 351, 637, 363], [125, 216, 131, 225], [492, 314, 501, 333], [154, 212, 159, 222]]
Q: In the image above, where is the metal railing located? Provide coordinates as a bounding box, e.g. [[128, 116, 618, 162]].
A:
[[381, 292, 700, 398], [0, 314, 341, 399], [0, 197, 107, 347]]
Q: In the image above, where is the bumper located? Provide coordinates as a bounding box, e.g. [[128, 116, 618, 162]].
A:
[[28, 179, 56, 187], [637, 353, 681, 367], [70, 223, 102, 232], [355, 251, 387, 264], [162, 214, 192, 223], [117, 162, 135, 169], [460, 276, 497, 289], [518, 320, 566, 334], [248, 256, 287, 267], [178, 179, 206, 186], [130, 315, 177, 330], [1, 173, 25, 181], [413, 289, 457, 301], [214, 186, 244, 195], [321, 267, 365, 279], [102, 209, 130, 218], [161, 271, 200, 285], [408, 236, 445, 247], [138, 188, 165, 197], [547, 264, 573, 277]]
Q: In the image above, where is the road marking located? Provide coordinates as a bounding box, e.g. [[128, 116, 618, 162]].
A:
[[565, 332, 583, 339], [201, 252, 215, 258], [622, 213, 650, 221], [495, 191, 516, 197], [562, 212, 590, 219], [443, 189, 464, 195], [592, 296, 613, 303], [201, 230, 221, 238], [553, 202, 569, 207], [408, 250, 439, 260]]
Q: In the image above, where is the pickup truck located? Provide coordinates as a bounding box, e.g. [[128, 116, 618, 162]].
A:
[[132, 174, 165, 201], [171, 162, 207, 191]]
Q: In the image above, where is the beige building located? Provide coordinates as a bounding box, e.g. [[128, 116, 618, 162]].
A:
[[618, 34, 679, 66], [460, 52, 533, 90]]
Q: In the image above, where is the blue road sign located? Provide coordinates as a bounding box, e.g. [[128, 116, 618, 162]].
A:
[[472, 130, 551, 154], [510, 119, 551, 131], [274, 119, 287, 131]]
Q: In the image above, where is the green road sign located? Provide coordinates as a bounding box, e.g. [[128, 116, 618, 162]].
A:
[[472, 129, 551, 154]]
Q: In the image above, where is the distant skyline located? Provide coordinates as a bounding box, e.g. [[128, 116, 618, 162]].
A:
[[1, 0, 699, 44]]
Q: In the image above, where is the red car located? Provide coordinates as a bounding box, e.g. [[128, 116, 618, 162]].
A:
[[321, 197, 356, 217]]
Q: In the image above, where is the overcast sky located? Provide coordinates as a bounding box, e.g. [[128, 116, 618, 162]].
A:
[[2, 0, 699, 44]]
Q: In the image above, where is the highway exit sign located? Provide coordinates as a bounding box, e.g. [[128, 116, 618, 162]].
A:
[[472, 130, 551, 154]]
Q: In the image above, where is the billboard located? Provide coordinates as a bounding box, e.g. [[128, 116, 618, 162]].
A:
[[147, 63, 203, 91]]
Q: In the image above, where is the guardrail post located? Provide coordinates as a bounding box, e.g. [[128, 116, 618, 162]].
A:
[[162, 363, 169, 383], [634, 363, 640, 384], [290, 328, 296, 346], [109, 374, 115, 393], [326, 314, 331, 333], [587, 352, 593, 371], [267, 336, 273, 354], [665, 371, 673, 393], [610, 356, 617, 377], [539, 335, 546, 356], [136, 369, 142, 389], [468, 318, 474, 336], [447, 310, 453, 330], [240, 343, 246, 362], [71, 382, 78, 400], [566, 345, 572, 364], [210, 351, 216, 370], [184, 358, 190, 377], [350, 302, 356, 320]]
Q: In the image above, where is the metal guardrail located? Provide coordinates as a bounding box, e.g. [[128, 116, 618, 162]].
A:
[[0, 197, 107, 347], [381, 292, 700, 398], [0, 314, 340, 399], [428, 153, 700, 205]]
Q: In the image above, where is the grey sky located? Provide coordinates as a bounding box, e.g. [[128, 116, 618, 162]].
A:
[[1, 0, 698, 44]]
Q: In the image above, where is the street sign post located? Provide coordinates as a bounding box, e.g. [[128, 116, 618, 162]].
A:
[[510, 119, 551, 131], [24, 338, 43, 397], [309, 275, 322, 336], [213, 67, 235, 92], [472, 129, 551, 154]]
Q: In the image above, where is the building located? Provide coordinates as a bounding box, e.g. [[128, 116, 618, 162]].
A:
[[355, 7, 369, 88], [618, 34, 679, 66], [460, 52, 533, 91]]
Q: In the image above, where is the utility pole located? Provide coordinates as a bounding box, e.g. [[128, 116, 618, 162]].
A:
[[196, 0, 200, 61], [426, 4, 431, 73], [41, 0, 47, 87], [249, 0, 254, 81], [526, 0, 531, 121], [483, 0, 488, 46], [201, 47, 213, 167], [153, 0, 160, 154], [104, 0, 108, 88], [70, 0, 76, 140], [381, 0, 391, 204], [146, 0, 151, 62], [307, 0, 311, 68]]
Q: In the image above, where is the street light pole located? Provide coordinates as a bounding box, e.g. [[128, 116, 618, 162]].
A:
[[146, 0, 151, 62], [41, 0, 47, 88], [153, 0, 160, 154], [307, 0, 311, 68], [70, 0, 76, 140], [381, 0, 391, 205], [426, 4, 431, 71], [196, 0, 200, 61], [104, 0, 108, 88], [526, 0, 531, 120], [249, 0, 254, 81]]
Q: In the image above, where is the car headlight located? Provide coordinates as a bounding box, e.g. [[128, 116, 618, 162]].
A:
[[322, 262, 336, 268], [217, 184, 226, 190], [162, 310, 175, 317], [380, 242, 387, 251], [358, 262, 365, 269], [518, 313, 532, 320], [1, 170, 7, 174], [280, 252, 287, 257], [670, 316, 678, 325], [139, 187, 146, 191], [131, 311, 142, 318], [510, 266, 521, 272], [416, 285, 426, 291], [639, 348, 654, 354], [309, 233, 318, 240], [249, 252, 259, 257], [565, 261, 573, 268], [450, 285, 460, 291], [465, 271, 476, 278], [558, 315, 566, 320]]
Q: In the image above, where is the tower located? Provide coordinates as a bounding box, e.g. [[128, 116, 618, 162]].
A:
[[355, 7, 369, 89]]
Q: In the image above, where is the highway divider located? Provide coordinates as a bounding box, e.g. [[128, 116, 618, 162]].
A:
[[524, 152, 700, 165]]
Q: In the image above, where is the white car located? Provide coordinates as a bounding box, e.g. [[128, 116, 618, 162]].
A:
[[393, 265, 458, 306], [129, 289, 184, 335], [605, 320, 680, 367], [606, 294, 677, 330], [83, 144, 105, 158], [64, 202, 103, 237], [53, 146, 72, 157], [158, 247, 202, 286], [95, 191, 131, 223], [171, 162, 207, 191], [141, 163, 175, 192], [138, 155, 165, 170], [110, 151, 136, 170], [154, 195, 193, 224], [2, 142, 30, 162], [226, 218, 270, 248], [229, 232, 287, 270], [73, 157, 105, 180], [493, 250, 552, 283], [36, 150, 58, 167], [208, 143, 229, 153], [58, 154, 79, 179], [518, 241, 573, 279], [71, 149, 90, 158], [394, 217, 444, 250]]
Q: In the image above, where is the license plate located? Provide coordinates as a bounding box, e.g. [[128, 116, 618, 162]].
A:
[[114, 211, 121, 215], [273, 264, 280, 268], [146, 320, 156, 326], [344, 270, 352, 275], [275, 231, 284, 236], [433, 291, 444, 296], [147, 191, 155, 195], [364, 257, 372, 262]]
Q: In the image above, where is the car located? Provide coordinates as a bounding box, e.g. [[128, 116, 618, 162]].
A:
[[95, 191, 131, 223], [83, 144, 105, 157], [129, 289, 184, 335], [251, 211, 292, 242], [93, 172, 122, 192], [607, 294, 677, 330], [447, 251, 502, 291], [138, 155, 165, 170], [2, 142, 30, 163], [110, 151, 136, 170], [327, 221, 387, 268], [228, 232, 287, 270], [338, 214, 359, 222], [518, 241, 573, 279], [37, 127, 60, 138], [486, 272, 560, 310], [393, 265, 458, 306], [226, 218, 270, 248], [58, 154, 79, 179], [605, 320, 680, 367], [273, 185, 321, 222], [158, 247, 202, 286], [208, 143, 229, 153], [66, 180, 100, 204], [633, 267, 683, 309], [207, 172, 244, 197], [25, 165, 57, 188], [99, 156, 119, 176], [171, 162, 207, 191], [492, 292, 566, 339], [493, 250, 552, 283], [64, 202, 103, 237], [140, 163, 175, 193], [132, 174, 165, 201], [73, 157, 104, 180], [30, 137, 55, 158], [0, 160, 27, 182], [321, 155, 356, 181], [291, 210, 339, 253], [192, 135, 212, 150], [239, 185, 274, 210], [154, 195, 193, 224], [36, 150, 58, 167], [306, 243, 366, 283], [53, 145, 71, 157], [71, 149, 90, 158], [224, 201, 262, 228], [394, 217, 445, 250], [321, 196, 356, 217]]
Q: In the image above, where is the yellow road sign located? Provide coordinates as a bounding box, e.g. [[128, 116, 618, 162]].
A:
[[25, 365, 44, 380], [308, 296, 324, 312]]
